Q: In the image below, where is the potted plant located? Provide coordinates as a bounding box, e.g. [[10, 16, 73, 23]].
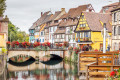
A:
[[76, 38, 78, 41], [11, 41, 19, 49], [42, 42, 50, 51], [63, 41, 69, 49], [73, 47, 80, 62], [68, 46, 73, 61], [6, 41, 11, 49]]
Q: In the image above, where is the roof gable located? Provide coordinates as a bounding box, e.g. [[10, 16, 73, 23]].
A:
[[83, 12, 112, 32], [75, 12, 112, 32]]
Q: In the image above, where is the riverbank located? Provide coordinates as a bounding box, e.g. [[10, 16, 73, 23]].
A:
[[0, 54, 7, 80]]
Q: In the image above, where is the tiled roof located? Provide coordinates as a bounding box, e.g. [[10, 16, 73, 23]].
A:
[[48, 11, 61, 21], [59, 4, 92, 19], [100, 2, 119, 13], [29, 11, 51, 30], [49, 21, 60, 27], [54, 28, 65, 34], [103, 2, 118, 7], [58, 20, 67, 27], [72, 4, 91, 18], [111, 2, 120, 12], [58, 4, 93, 27], [83, 12, 112, 32]]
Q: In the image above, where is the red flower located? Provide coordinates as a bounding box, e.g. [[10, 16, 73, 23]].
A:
[[95, 49, 98, 51], [46, 42, 50, 47], [11, 41, 19, 48], [56, 43, 63, 47], [42, 42, 51, 47], [68, 46, 73, 50], [33, 42, 41, 48], [73, 47, 80, 54], [110, 71, 117, 77], [63, 41, 69, 47], [6, 41, 11, 45]]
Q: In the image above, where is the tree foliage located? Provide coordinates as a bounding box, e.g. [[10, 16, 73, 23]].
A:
[[8, 22, 29, 42], [0, 0, 6, 16]]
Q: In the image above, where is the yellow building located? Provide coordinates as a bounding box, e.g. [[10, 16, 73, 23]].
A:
[[0, 16, 9, 48], [75, 12, 112, 51], [0, 33, 7, 48]]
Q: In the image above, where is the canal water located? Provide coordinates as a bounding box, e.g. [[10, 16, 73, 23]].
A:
[[6, 58, 79, 80]]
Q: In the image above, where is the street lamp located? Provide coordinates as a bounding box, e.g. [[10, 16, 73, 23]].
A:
[[103, 23, 106, 53]]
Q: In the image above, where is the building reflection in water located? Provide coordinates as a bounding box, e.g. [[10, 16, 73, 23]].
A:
[[7, 60, 79, 80]]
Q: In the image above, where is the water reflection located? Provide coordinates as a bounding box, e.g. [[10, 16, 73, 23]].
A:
[[7, 60, 79, 80]]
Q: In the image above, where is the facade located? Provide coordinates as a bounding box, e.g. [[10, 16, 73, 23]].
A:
[[39, 24, 46, 43], [29, 11, 52, 43], [54, 4, 95, 47], [75, 12, 112, 51], [35, 26, 40, 42], [29, 29, 35, 43], [29, 22, 37, 43], [48, 9, 66, 43], [111, 5, 120, 51], [0, 16, 9, 48]]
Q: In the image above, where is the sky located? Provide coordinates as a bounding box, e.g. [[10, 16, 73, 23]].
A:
[[4, 0, 118, 33]]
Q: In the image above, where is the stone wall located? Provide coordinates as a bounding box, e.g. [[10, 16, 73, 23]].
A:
[[8, 50, 64, 59]]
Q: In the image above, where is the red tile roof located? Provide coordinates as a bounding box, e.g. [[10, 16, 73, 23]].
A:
[[100, 2, 119, 13], [59, 4, 93, 19], [29, 11, 51, 30], [54, 28, 65, 34], [83, 12, 112, 32]]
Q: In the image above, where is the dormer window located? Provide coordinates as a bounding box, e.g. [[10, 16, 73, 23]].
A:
[[54, 20, 58, 23], [81, 15, 84, 19]]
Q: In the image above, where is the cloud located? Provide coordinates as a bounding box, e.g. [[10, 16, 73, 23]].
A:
[[4, 0, 118, 33]]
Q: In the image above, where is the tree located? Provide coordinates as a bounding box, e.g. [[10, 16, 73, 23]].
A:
[[8, 22, 18, 42], [0, 0, 6, 16], [8, 22, 29, 42]]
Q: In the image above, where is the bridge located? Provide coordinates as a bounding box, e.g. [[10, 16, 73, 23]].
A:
[[8, 49, 66, 60], [8, 61, 63, 71]]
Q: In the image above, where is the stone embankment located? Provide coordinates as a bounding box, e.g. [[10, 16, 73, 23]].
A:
[[0, 54, 7, 80]]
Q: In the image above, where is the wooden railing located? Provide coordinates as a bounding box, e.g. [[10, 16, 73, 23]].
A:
[[78, 51, 119, 80]]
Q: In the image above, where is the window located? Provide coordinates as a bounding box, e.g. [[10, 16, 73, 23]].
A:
[[57, 35, 59, 38], [118, 26, 120, 35], [41, 32, 44, 36], [80, 24, 86, 27], [43, 39, 44, 42], [81, 15, 84, 19], [114, 26, 116, 36], [77, 33, 80, 38], [84, 32, 90, 38], [40, 39, 41, 42], [54, 20, 58, 23], [114, 13, 117, 22], [62, 34, 65, 38]]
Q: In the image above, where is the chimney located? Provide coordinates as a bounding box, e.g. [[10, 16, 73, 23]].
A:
[[61, 8, 65, 12], [41, 12, 43, 16]]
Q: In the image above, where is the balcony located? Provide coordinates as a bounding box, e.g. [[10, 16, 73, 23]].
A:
[[76, 37, 92, 42]]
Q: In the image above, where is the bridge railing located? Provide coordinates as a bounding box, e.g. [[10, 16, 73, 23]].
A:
[[7, 43, 64, 50]]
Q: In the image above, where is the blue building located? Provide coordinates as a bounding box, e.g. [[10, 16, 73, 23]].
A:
[[29, 23, 36, 43]]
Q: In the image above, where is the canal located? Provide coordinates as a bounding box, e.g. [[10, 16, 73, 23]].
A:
[[1, 55, 79, 80]]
